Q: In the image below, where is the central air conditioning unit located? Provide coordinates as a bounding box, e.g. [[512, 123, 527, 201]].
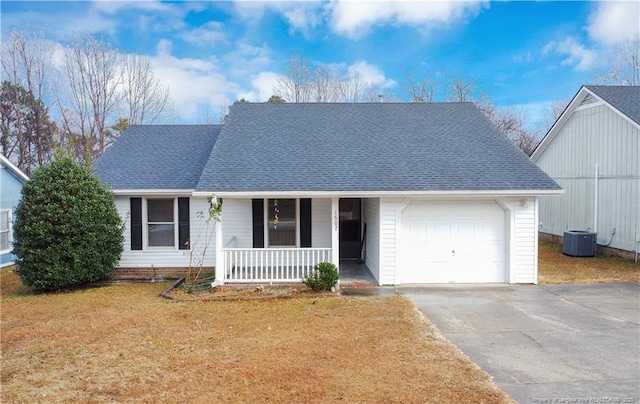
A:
[[563, 231, 596, 257]]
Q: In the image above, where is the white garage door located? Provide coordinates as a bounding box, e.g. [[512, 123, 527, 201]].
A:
[[400, 201, 506, 283]]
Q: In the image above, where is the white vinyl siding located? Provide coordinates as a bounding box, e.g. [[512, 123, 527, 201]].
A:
[[536, 103, 640, 252], [362, 198, 380, 283], [221, 198, 253, 248], [311, 198, 331, 248], [507, 197, 538, 284], [115, 196, 216, 268], [379, 197, 404, 285]]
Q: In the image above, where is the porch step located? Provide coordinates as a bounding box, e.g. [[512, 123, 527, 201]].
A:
[[339, 280, 378, 288]]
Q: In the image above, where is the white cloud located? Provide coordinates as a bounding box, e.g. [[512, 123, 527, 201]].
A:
[[587, 1, 640, 45], [234, 0, 486, 38], [233, 2, 323, 35], [542, 37, 597, 71], [180, 21, 227, 46], [236, 71, 280, 102], [232, 1, 268, 21], [150, 40, 239, 120], [2, 8, 118, 38], [92, 0, 174, 15], [513, 51, 534, 64], [327, 0, 487, 38], [282, 5, 323, 35], [348, 60, 396, 88], [252, 71, 281, 100], [223, 43, 273, 78], [91, 1, 207, 36]]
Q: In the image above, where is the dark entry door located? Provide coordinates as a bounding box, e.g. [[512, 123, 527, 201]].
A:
[[339, 198, 361, 260]]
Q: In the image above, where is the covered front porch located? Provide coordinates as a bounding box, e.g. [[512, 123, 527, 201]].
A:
[[220, 248, 375, 285], [215, 197, 378, 285]]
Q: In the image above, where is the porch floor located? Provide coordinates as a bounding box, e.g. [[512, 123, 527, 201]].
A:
[[339, 261, 377, 286]]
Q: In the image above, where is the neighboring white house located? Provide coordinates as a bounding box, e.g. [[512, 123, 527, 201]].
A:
[[531, 85, 639, 259], [1, 155, 29, 268], [95, 103, 562, 285]]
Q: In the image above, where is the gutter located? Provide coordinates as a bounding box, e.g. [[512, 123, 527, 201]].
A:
[[192, 189, 565, 198], [111, 189, 195, 196]]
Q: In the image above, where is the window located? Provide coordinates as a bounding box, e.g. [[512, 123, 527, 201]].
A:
[[267, 199, 296, 246], [130, 197, 189, 251], [147, 199, 175, 247], [0, 210, 10, 253]]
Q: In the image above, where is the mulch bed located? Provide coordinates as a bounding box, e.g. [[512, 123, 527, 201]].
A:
[[161, 279, 336, 301]]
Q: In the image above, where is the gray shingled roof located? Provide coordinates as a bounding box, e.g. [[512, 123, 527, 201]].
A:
[[586, 85, 640, 124], [196, 102, 561, 193], [94, 125, 221, 190]]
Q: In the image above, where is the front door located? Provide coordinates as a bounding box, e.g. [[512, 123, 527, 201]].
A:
[[339, 198, 361, 260]]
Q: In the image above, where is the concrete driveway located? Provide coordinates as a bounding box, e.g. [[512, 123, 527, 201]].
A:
[[399, 283, 640, 403]]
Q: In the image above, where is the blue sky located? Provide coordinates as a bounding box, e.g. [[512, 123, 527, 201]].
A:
[[2, 1, 639, 130]]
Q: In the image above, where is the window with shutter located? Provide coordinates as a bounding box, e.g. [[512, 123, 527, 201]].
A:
[[130, 198, 143, 250]]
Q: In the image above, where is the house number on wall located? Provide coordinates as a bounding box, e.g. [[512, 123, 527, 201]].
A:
[[333, 209, 338, 231]]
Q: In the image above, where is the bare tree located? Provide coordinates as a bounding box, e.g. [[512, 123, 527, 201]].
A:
[[592, 33, 640, 85], [484, 105, 539, 156], [274, 53, 313, 102], [275, 54, 382, 103], [337, 70, 367, 102], [58, 35, 122, 164], [405, 67, 437, 102], [535, 98, 570, 138], [1, 81, 56, 175], [446, 75, 491, 109], [120, 53, 174, 124], [313, 65, 338, 102], [442, 74, 538, 155], [0, 29, 55, 173]]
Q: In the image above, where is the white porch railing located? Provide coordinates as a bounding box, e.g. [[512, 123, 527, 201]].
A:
[[222, 248, 332, 283]]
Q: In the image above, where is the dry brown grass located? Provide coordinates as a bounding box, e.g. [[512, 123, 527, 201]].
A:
[[538, 242, 639, 284], [1, 267, 511, 403]]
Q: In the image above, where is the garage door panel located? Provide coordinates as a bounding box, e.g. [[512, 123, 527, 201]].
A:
[[433, 222, 452, 237], [401, 201, 506, 284], [456, 242, 502, 260]]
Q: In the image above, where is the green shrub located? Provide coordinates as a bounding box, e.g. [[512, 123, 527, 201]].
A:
[[303, 262, 339, 291], [12, 156, 124, 291]]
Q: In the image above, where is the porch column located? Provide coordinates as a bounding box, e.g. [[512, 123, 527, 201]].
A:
[[331, 197, 339, 267], [215, 219, 224, 285]]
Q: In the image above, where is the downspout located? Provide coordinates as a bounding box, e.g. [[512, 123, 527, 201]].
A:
[[593, 163, 599, 235]]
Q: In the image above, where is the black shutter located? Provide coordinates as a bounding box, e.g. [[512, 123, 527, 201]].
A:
[[130, 198, 142, 251], [252, 199, 264, 248], [178, 197, 190, 250], [300, 198, 312, 248]]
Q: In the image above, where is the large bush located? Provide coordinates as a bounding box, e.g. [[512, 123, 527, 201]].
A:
[[13, 156, 123, 291]]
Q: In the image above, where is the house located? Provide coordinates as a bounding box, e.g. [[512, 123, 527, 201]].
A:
[[531, 85, 639, 260], [94, 103, 562, 285], [1, 155, 29, 268]]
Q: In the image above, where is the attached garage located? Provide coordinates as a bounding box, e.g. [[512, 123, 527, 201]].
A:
[[399, 200, 507, 284]]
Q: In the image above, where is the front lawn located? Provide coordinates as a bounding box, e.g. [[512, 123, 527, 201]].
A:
[[0, 268, 511, 403], [538, 241, 639, 284]]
